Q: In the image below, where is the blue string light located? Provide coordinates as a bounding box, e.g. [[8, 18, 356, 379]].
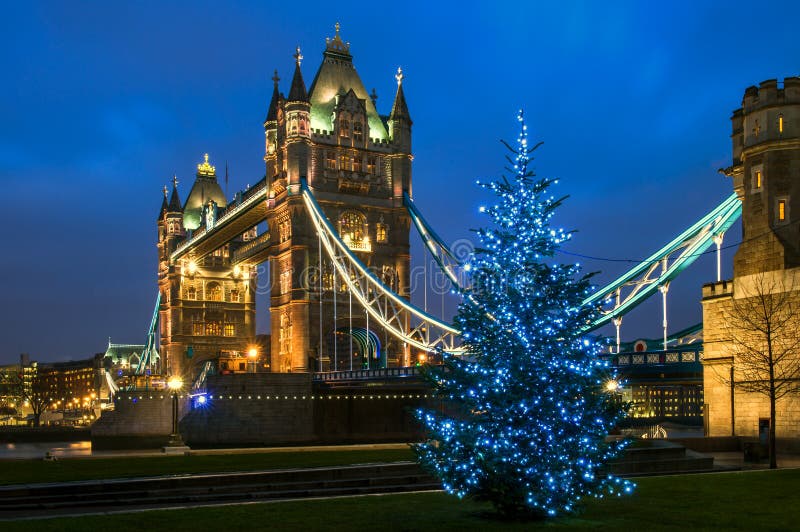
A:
[[415, 110, 634, 519]]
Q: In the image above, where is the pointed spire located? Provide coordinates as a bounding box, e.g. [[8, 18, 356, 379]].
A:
[[287, 47, 308, 102], [158, 185, 169, 220], [265, 70, 280, 122], [168, 174, 182, 212], [390, 67, 411, 122]]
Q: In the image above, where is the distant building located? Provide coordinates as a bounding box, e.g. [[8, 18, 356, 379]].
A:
[[38, 354, 103, 412], [605, 346, 704, 422]]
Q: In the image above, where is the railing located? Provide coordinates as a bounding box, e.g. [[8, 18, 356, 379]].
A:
[[612, 348, 702, 366], [343, 236, 372, 253], [171, 177, 269, 260], [314, 366, 421, 382], [233, 232, 270, 262]]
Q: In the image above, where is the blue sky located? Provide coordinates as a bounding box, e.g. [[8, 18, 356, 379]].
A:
[[1, 1, 799, 363]]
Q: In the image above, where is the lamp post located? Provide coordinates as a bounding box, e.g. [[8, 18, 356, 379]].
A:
[[247, 347, 258, 374], [166, 376, 184, 447]]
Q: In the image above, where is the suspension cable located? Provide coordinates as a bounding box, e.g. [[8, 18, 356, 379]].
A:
[[318, 230, 323, 372], [333, 262, 338, 371], [349, 287, 353, 371]]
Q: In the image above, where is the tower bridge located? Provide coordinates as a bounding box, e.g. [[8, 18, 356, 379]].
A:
[[98, 28, 800, 448], [148, 26, 746, 388]]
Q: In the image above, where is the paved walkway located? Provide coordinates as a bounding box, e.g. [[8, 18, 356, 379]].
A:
[[709, 451, 800, 470], [1, 442, 411, 461]]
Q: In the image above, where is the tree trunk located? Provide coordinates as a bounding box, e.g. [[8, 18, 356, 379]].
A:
[[769, 391, 777, 469]]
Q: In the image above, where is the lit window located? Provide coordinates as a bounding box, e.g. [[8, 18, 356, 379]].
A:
[[779, 114, 784, 134], [224, 323, 235, 337], [752, 165, 764, 191], [776, 198, 789, 225], [325, 151, 337, 170], [376, 222, 388, 243], [207, 283, 222, 301], [187, 287, 196, 300], [205, 321, 222, 336], [340, 119, 350, 138], [367, 157, 376, 174], [339, 211, 370, 251], [353, 156, 362, 173], [353, 122, 363, 141], [230, 289, 240, 303], [339, 153, 351, 171], [192, 322, 204, 336]]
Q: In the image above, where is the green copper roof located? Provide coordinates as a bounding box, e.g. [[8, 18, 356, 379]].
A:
[[307, 29, 388, 140], [182, 154, 227, 231]]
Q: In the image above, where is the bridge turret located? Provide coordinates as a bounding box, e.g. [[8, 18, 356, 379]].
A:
[[182, 154, 227, 232], [727, 76, 800, 276], [157, 176, 185, 262], [264, 70, 281, 197], [285, 47, 312, 192], [388, 67, 413, 199]]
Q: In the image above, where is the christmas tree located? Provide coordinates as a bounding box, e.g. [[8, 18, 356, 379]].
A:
[[415, 111, 633, 519]]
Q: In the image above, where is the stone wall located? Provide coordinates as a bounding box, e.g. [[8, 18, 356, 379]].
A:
[[702, 271, 800, 443], [178, 373, 434, 447], [91, 391, 189, 449], [180, 373, 315, 446]]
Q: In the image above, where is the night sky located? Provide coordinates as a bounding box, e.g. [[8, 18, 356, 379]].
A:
[[2, 1, 799, 364]]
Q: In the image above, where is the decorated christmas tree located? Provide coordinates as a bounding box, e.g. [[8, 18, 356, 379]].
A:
[[415, 111, 633, 519]]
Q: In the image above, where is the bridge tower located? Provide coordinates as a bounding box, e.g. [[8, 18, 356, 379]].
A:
[[263, 25, 412, 373], [157, 159, 257, 379], [702, 77, 800, 440]]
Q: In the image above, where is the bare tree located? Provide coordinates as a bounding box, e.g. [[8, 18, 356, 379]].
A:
[[3, 371, 50, 428], [723, 271, 800, 469]]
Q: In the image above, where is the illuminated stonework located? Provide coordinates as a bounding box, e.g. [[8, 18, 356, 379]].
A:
[[703, 77, 800, 444], [262, 25, 413, 372]]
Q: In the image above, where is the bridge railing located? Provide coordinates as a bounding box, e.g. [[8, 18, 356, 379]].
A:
[[171, 177, 269, 260], [233, 231, 271, 263], [612, 348, 702, 366], [314, 366, 421, 382]]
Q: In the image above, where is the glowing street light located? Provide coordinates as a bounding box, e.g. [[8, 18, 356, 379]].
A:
[[167, 376, 184, 391], [247, 347, 258, 373], [605, 379, 620, 393], [166, 376, 185, 448]]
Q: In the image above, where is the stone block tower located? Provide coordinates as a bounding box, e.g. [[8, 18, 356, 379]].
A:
[[263, 25, 412, 373], [157, 159, 257, 380], [702, 77, 800, 441], [729, 78, 800, 275]]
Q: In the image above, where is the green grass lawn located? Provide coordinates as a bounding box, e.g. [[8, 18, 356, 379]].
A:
[[0, 449, 415, 485], [2, 469, 799, 531]]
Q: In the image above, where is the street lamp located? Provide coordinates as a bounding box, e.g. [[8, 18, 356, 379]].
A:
[[247, 347, 258, 373], [166, 376, 184, 447]]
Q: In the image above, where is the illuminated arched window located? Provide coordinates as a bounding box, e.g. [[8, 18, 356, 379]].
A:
[[339, 211, 369, 251], [207, 282, 222, 301]]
